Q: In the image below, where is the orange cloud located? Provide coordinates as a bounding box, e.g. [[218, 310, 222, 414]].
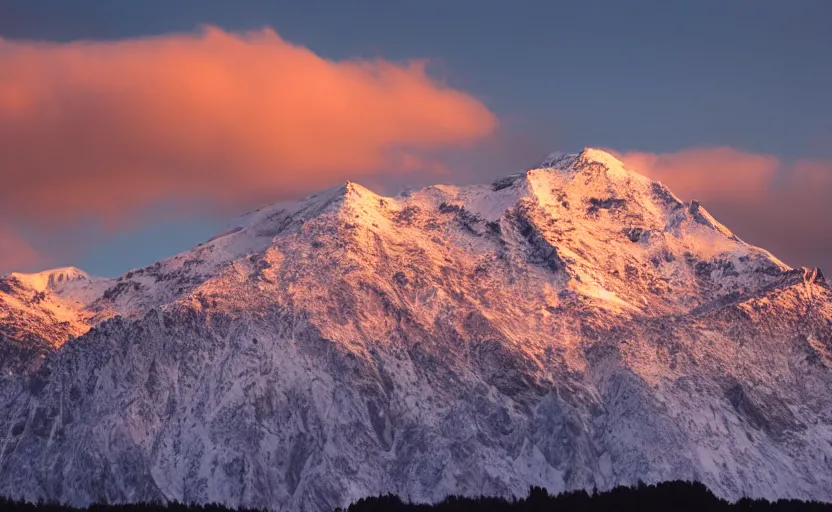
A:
[[0, 26, 496, 227], [612, 147, 780, 202]]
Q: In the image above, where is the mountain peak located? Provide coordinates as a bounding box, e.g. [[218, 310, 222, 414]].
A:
[[342, 179, 376, 200], [8, 266, 92, 292], [578, 146, 625, 166], [532, 147, 624, 172]]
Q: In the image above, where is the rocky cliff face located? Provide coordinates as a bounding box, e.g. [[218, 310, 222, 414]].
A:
[[1, 148, 830, 511]]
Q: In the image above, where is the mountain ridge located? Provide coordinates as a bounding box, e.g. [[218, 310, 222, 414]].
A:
[[0, 148, 830, 511]]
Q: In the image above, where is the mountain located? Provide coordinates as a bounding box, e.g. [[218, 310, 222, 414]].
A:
[[0, 148, 830, 511], [0, 268, 110, 375]]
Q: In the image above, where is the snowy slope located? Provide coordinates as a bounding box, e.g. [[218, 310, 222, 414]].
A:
[[0, 268, 111, 375], [0, 148, 830, 511]]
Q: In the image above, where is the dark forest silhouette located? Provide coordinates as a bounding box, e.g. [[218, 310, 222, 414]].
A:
[[346, 481, 832, 512], [2, 481, 831, 512]]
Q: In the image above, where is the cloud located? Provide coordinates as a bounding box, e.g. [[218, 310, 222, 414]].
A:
[[792, 158, 832, 189], [0, 26, 497, 228], [612, 147, 780, 203], [613, 147, 832, 271], [2, 26, 829, 275]]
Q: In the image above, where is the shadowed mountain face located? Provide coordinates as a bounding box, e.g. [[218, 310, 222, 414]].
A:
[[1, 149, 831, 511]]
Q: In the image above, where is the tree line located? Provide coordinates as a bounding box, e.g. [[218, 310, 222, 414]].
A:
[[2, 481, 831, 512], [345, 481, 832, 512]]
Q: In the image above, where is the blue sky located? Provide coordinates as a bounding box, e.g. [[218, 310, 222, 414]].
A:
[[1, 0, 830, 276]]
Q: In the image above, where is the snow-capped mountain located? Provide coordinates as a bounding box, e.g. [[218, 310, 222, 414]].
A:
[[1, 148, 830, 511], [0, 267, 110, 375]]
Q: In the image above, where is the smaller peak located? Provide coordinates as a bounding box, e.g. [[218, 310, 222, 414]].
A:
[[9, 267, 91, 292], [531, 147, 626, 173], [530, 147, 642, 184], [319, 180, 387, 212], [335, 179, 373, 197], [306, 180, 377, 207], [343, 180, 360, 194], [341, 180, 380, 202], [577, 147, 625, 168]]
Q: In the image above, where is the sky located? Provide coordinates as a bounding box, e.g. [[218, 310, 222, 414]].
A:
[[0, 0, 830, 276]]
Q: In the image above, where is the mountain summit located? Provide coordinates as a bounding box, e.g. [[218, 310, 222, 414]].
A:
[[1, 148, 831, 510]]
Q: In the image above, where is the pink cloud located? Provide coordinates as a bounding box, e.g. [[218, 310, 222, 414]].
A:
[[612, 147, 780, 202], [791, 158, 832, 190], [0, 26, 497, 227]]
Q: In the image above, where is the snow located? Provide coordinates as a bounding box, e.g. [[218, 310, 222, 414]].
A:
[[1, 147, 830, 510], [10, 267, 92, 294]]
